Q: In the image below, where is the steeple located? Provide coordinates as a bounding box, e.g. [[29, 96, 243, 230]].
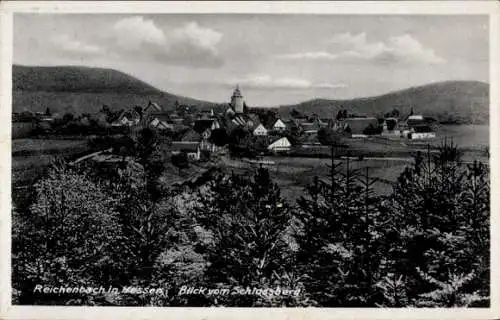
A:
[[230, 85, 244, 113], [233, 84, 242, 97]]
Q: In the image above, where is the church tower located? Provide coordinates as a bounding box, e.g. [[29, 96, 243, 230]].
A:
[[230, 85, 244, 114]]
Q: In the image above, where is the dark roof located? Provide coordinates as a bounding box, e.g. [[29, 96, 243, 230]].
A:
[[145, 101, 163, 112], [193, 119, 215, 133], [302, 122, 321, 132], [150, 113, 171, 122], [172, 141, 200, 152], [407, 119, 427, 127], [181, 129, 202, 142], [413, 125, 434, 133]]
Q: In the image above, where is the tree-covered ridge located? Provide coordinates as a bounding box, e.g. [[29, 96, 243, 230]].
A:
[[280, 81, 489, 124], [12, 138, 489, 307]]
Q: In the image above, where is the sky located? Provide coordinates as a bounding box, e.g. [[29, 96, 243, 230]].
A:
[[13, 14, 489, 106]]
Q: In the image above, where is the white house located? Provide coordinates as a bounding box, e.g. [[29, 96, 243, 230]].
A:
[[111, 110, 141, 127], [272, 119, 287, 132], [410, 132, 436, 140], [253, 124, 268, 136], [171, 142, 201, 161], [268, 137, 291, 152], [408, 125, 436, 140], [149, 115, 174, 131]]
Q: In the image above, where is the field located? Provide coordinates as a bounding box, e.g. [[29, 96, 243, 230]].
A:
[[219, 125, 489, 201], [221, 155, 409, 201], [12, 139, 91, 201]]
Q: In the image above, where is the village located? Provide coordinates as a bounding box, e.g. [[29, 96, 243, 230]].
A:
[[13, 85, 439, 173]]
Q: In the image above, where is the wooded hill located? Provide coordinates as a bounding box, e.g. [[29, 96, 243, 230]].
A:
[[279, 81, 489, 124], [13, 65, 225, 114]]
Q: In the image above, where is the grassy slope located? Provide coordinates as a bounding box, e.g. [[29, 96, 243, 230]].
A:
[[279, 81, 489, 124], [13, 65, 225, 114]]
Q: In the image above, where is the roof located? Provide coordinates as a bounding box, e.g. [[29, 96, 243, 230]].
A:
[[408, 115, 424, 120], [181, 129, 202, 142], [406, 118, 427, 127], [302, 122, 321, 132], [268, 137, 291, 149], [344, 117, 379, 134], [232, 85, 243, 98], [253, 124, 268, 132], [232, 115, 248, 126], [194, 119, 216, 133], [172, 141, 200, 152], [413, 125, 434, 133], [145, 101, 163, 112], [273, 119, 287, 128], [150, 113, 171, 123]]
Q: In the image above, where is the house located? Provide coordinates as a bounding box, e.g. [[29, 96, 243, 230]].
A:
[[268, 137, 292, 153], [171, 142, 201, 161], [144, 101, 163, 114], [406, 115, 427, 127], [397, 111, 436, 139], [181, 129, 202, 142], [253, 124, 268, 136], [149, 114, 174, 131], [380, 117, 400, 136], [111, 110, 141, 127], [409, 125, 436, 140], [272, 119, 287, 132], [301, 121, 321, 134], [292, 115, 309, 126], [194, 119, 220, 139]]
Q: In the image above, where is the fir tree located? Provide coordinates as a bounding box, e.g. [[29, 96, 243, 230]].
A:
[[295, 149, 385, 306], [195, 168, 297, 306], [377, 140, 490, 307]]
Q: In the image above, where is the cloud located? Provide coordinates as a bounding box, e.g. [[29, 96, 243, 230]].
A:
[[51, 34, 104, 55], [276, 51, 339, 61], [109, 17, 223, 68], [224, 75, 347, 90], [276, 32, 445, 65], [49, 17, 223, 68], [112, 16, 166, 50]]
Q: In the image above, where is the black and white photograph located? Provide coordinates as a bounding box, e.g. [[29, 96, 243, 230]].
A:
[[2, 1, 499, 318]]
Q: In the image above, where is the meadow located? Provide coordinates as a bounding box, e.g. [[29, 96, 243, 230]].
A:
[[12, 138, 91, 198], [219, 125, 489, 201]]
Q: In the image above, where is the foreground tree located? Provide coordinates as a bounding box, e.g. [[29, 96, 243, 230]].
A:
[[376, 141, 490, 307], [295, 152, 385, 306], [12, 162, 125, 305], [195, 168, 302, 306]]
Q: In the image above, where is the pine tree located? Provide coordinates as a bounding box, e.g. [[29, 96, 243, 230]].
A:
[[295, 149, 385, 306], [195, 168, 297, 306], [377, 140, 490, 307]]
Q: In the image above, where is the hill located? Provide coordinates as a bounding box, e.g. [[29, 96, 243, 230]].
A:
[[13, 65, 225, 114], [279, 81, 489, 124]]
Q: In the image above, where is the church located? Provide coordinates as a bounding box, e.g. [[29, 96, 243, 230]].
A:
[[227, 85, 246, 115]]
